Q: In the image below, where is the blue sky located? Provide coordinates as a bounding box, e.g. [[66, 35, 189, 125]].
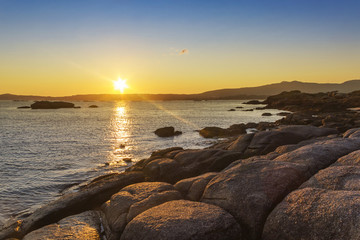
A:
[[1, 0, 359, 95]]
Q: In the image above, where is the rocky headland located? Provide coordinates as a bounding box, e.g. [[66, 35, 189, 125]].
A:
[[2, 90, 360, 240]]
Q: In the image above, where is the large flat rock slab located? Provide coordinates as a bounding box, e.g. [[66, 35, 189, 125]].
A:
[[23, 211, 101, 240], [263, 188, 360, 240], [102, 182, 182, 239], [121, 200, 242, 240]]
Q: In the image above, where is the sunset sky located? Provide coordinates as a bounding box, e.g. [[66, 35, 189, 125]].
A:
[[1, 0, 359, 96]]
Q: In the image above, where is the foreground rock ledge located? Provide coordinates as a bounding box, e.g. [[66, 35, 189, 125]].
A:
[[121, 200, 242, 240]]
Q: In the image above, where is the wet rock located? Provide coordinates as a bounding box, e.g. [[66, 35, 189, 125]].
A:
[[121, 200, 242, 240], [0, 172, 145, 239], [30, 101, 75, 109], [261, 112, 272, 116], [154, 127, 182, 137], [102, 182, 182, 239], [174, 172, 217, 201], [23, 211, 101, 240], [202, 160, 309, 240], [263, 188, 360, 240]]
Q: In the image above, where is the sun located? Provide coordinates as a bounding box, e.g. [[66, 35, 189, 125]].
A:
[[113, 78, 128, 94]]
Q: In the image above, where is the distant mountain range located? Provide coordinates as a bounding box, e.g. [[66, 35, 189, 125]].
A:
[[1, 80, 360, 101]]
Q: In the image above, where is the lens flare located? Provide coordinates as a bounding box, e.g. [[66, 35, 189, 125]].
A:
[[113, 78, 128, 93]]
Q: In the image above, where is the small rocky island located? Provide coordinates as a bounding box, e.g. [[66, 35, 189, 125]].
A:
[[30, 101, 77, 109], [2, 90, 360, 240]]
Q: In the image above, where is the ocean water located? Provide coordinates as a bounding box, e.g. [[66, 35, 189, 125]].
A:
[[0, 100, 284, 223]]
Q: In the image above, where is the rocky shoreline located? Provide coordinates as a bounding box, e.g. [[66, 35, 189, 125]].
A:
[[2, 90, 360, 240]]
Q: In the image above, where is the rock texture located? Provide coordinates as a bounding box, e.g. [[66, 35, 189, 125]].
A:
[[263, 188, 360, 240], [121, 200, 242, 240], [174, 172, 217, 201], [102, 182, 182, 239], [0, 172, 144, 239], [23, 211, 101, 240]]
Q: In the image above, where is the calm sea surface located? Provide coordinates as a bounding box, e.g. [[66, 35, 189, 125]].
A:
[[0, 100, 284, 223]]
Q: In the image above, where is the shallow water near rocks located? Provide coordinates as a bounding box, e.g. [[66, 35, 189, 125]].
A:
[[0, 100, 283, 223]]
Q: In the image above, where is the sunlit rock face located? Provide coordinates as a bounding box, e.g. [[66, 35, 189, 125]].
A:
[[121, 200, 242, 240], [23, 211, 101, 240], [263, 188, 360, 240], [102, 182, 182, 239]]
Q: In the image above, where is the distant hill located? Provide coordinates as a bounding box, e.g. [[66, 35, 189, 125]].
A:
[[198, 80, 360, 99], [1, 80, 360, 101]]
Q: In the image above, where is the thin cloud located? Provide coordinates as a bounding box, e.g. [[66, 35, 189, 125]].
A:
[[179, 49, 189, 55]]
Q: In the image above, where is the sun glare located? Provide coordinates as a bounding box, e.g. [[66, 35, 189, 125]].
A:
[[113, 78, 129, 93]]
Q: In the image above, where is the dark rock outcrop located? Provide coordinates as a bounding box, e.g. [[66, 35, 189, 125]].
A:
[[243, 100, 262, 104], [121, 200, 242, 240], [89, 105, 98, 108], [17, 106, 30, 109], [154, 127, 182, 137], [261, 112, 272, 116], [30, 101, 75, 109], [199, 124, 246, 138]]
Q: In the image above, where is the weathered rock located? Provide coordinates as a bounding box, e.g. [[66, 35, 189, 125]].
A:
[[102, 182, 182, 239], [263, 188, 360, 240], [244, 125, 337, 157], [30, 101, 75, 109], [23, 211, 101, 240], [343, 128, 360, 138], [174, 172, 217, 201], [334, 150, 360, 166], [121, 200, 242, 240], [154, 127, 181, 137], [199, 126, 246, 138], [344, 128, 360, 138], [274, 138, 360, 175], [226, 133, 254, 152], [202, 160, 309, 240], [300, 166, 360, 191], [143, 149, 242, 183], [0, 172, 144, 239]]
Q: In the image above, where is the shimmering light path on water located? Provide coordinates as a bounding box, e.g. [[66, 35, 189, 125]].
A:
[[0, 100, 284, 223]]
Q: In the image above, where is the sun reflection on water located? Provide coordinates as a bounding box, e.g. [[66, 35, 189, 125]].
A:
[[107, 102, 133, 167]]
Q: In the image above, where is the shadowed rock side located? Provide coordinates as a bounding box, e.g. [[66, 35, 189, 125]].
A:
[[121, 200, 242, 240]]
